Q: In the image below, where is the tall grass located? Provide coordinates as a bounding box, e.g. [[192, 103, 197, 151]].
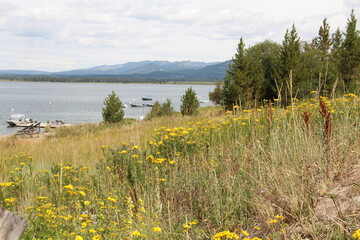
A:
[[0, 95, 359, 239]]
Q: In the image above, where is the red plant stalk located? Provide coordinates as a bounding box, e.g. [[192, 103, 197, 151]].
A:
[[319, 100, 332, 144], [303, 110, 310, 131]]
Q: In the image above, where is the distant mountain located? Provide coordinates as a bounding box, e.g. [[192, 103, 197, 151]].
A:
[[0, 70, 50, 75], [55, 60, 218, 76], [0, 60, 231, 81]]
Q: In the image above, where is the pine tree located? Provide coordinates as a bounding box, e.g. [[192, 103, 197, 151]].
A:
[[277, 24, 301, 101], [316, 18, 332, 56], [102, 91, 124, 123], [222, 37, 249, 109], [180, 87, 200, 116], [340, 9, 360, 89]]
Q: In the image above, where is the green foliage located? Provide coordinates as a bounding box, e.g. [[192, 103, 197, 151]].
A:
[[340, 10, 360, 91], [147, 99, 174, 119], [315, 18, 332, 56], [220, 11, 359, 107], [102, 91, 124, 123], [221, 39, 280, 109], [245, 40, 280, 101], [209, 81, 223, 105], [277, 24, 302, 102], [222, 38, 249, 109], [180, 87, 200, 115]]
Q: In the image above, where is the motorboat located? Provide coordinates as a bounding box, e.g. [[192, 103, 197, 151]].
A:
[[130, 103, 144, 108], [141, 97, 152, 101], [6, 114, 37, 127]]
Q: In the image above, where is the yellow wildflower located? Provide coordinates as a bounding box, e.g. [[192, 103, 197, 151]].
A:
[[212, 231, 239, 240], [84, 201, 90, 205], [107, 197, 117, 203], [353, 229, 360, 240], [0, 182, 14, 187], [183, 224, 191, 229], [132, 231, 141, 236], [153, 227, 162, 232], [78, 191, 85, 196], [4, 197, 15, 203], [75, 236, 83, 240], [269, 219, 277, 224], [241, 230, 249, 236], [92, 235, 101, 240], [63, 184, 74, 190]]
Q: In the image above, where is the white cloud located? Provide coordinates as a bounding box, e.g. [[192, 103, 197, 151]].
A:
[[0, 0, 358, 71]]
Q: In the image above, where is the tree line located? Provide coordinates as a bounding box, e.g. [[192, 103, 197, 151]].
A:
[[210, 10, 360, 109]]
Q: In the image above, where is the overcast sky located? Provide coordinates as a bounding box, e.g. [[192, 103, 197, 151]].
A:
[[0, 0, 359, 71]]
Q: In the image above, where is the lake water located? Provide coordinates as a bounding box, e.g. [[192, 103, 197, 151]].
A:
[[0, 81, 215, 136]]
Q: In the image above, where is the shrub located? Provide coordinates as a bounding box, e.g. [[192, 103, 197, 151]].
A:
[[180, 87, 200, 116], [102, 91, 124, 123], [147, 99, 174, 119]]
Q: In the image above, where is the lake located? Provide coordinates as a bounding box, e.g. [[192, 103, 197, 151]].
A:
[[0, 81, 215, 136]]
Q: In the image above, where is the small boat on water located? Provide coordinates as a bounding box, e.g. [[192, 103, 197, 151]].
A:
[[6, 114, 70, 128], [6, 114, 37, 127], [141, 97, 152, 101], [130, 103, 144, 108]]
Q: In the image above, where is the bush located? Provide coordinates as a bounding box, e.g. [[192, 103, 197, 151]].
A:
[[147, 99, 174, 119], [180, 87, 200, 116], [209, 81, 223, 105], [102, 91, 124, 123]]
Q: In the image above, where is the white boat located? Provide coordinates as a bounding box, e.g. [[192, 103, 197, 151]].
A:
[[130, 103, 144, 108], [6, 114, 70, 128], [6, 114, 37, 127]]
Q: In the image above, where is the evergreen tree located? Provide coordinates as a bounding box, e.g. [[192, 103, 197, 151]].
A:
[[222, 37, 249, 109], [316, 18, 332, 56], [180, 87, 200, 116], [340, 9, 360, 90], [102, 91, 124, 123], [277, 24, 301, 101]]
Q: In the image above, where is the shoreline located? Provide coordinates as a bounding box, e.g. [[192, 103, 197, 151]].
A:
[[0, 79, 216, 85]]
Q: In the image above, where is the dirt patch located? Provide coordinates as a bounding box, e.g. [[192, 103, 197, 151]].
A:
[[314, 161, 360, 220]]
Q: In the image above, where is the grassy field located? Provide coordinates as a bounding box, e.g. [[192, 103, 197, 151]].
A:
[[0, 94, 359, 240]]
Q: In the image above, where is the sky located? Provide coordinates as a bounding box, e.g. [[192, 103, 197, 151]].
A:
[[0, 0, 359, 72]]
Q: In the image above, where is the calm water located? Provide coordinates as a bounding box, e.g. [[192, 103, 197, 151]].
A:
[[0, 81, 214, 136]]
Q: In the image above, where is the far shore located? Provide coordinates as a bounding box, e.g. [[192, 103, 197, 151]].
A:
[[0, 78, 216, 85]]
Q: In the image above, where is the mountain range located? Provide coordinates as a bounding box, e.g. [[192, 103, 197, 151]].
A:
[[0, 60, 231, 81]]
